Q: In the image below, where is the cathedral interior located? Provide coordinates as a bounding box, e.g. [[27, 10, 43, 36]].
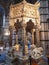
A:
[[0, 0, 49, 65]]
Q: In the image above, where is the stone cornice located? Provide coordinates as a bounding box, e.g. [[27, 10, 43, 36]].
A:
[[9, 15, 39, 19]]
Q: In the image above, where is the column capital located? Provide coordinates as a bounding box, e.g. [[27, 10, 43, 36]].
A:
[[21, 23, 27, 28], [31, 29, 35, 32], [35, 25, 41, 31]]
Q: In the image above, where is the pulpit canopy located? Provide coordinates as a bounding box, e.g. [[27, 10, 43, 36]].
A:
[[9, 0, 40, 27]]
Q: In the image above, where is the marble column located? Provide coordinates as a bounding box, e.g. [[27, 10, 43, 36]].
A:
[[12, 27, 16, 46], [22, 23, 27, 55], [35, 27, 40, 47], [25, 36, 28, 45], [16, 34, 18, 44], [9, 26, 12, 46], [9, 26, 16, 46], [31, 29, 35, 44]]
